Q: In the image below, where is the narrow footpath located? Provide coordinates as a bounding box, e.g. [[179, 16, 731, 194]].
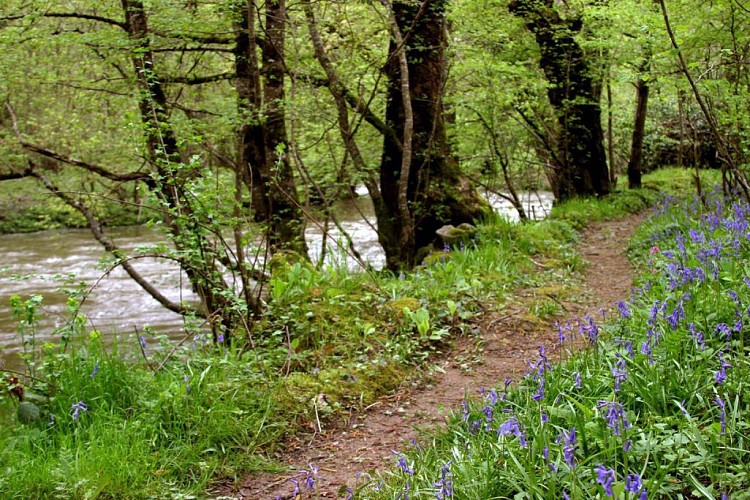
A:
[[224, 212, 647, 499]]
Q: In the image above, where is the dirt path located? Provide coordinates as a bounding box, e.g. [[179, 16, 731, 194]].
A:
[[223, 212, 646, 499]]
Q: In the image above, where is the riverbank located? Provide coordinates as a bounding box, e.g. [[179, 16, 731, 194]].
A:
[[0, 168, 718, 498]]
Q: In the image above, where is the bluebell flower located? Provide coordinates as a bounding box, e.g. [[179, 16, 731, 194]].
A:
[[483, 404, 494, 430], [617, 301, 630, 319], [580, 315, 599, 344], [689, 323, 706, 350], [393, 452, 414, 475], [300, 463, 318, 489], [648, 300, 660, 326], [434, 461, 453, 500], [287, 478, 300, 498], [532, 376, 545, 401], [597, 400, 630, 436], [573, 372, 582, 389], [716, 323, 732, 341], [460, 401, 469, 422], [626, 473, 643, 493], [71, 401, 87, 420], [666, 300, 685, 330], [677, 399, 689, 418], [715, 351, 731, 385], [716, 397, 726, 435], [561, 427, 576, 468], [498, 416, 527, 447], [90, 361, 99, 378], [612, 354, 627, 392], [595, 465, 616, 496]]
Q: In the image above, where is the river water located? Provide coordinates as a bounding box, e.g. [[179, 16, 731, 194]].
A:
[[0, 191, 552, 368]]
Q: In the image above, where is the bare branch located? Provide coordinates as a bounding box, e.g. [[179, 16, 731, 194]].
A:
[[0, 165, 34, 181], [1, 12, 126, 30], [162, 71, 235, 85], [30, 167, 199, 317]]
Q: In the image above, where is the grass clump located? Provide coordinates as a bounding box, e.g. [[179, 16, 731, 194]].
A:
[[352, 188, 749, 499]]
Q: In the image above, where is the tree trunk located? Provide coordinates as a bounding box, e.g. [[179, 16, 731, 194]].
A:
[[379, 0, 488, 270], [234, 0, 308, 256], [509, 0, 611, 201], [627, 75, 649, 189]]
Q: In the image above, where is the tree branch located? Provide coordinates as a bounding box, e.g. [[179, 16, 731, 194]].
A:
[[1, 12, 126, 30], [0, 165, 34, 181], [30, 167, 199, 317], [5, 102, 148, 183], [161, 71, 235, 85]]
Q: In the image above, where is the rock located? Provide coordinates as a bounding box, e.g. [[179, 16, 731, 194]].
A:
[[435, 223, 477, 245]]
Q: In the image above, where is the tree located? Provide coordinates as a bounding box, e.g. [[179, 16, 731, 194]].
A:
[[377, 0, 489, 270], [234, 0, 308, 257], [509, 0, 611, 201]]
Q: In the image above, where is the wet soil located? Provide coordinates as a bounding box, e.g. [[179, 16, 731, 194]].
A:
[[219, 212, 647, 499]]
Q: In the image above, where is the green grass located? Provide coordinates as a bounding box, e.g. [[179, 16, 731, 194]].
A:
[[0, 167, 709, 498]]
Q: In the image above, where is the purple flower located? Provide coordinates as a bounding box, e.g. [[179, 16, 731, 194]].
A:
[[498, 416, 527, 447], [434, 461, 453, 499], [90, 361, 99, 378], [287, 478, 300, 498], [612, 354, 627, 392], [625, 473, 643, 493], [617, 301, 630, 318], [689, 323, 705, 350], [716, 323, 732, 341], [595, 464, 616, 497], [666, 301, 685, 330], [299, 464, 318, 490], [71, 401, 88, 420], [532, 376, 545, 401], [623, 439, 632, 452], [561, 427, 576, 468], [581, 315, 599, 345], [461, 401, 469, 422], [484, 388, 499, 406], [138, 336, 147, 351], [483, 404, 494, 430], [393, 452, 414, 475], [541, 411, 549, 425], [715, 351, 731, 385], [573, 372, 582, 389], [716, 397, 726, 435], [648, 300, 660, 326], [677, 399, 689, 417], [597, 400, 631, 436], [470, 420, 481, 434]]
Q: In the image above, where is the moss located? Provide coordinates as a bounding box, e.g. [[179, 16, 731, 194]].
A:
[[388, 297, 421, 316]]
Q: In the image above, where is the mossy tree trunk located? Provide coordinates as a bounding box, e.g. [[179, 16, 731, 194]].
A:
[[509, 0, 611, 201], [379, 0, 489, 271]]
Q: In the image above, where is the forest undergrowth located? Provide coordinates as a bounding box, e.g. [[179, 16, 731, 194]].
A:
[[1, 169, 737, 499]]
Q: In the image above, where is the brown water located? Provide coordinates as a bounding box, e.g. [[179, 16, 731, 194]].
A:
[[0, 192, 551, 368]]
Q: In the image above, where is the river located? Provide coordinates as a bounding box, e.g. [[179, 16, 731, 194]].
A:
[[0, 191, 552, 368]]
